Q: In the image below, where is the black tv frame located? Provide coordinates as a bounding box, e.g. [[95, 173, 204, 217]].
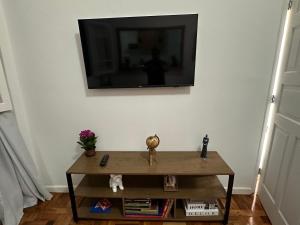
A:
[[78, 14, 198, 89]]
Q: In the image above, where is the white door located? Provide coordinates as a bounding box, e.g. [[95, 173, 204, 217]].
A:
[[0, 47, 12, 112], [260, 1, 300, 225]]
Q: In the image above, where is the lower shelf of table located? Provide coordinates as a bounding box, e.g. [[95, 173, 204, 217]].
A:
[[77, 198, 224, 221]]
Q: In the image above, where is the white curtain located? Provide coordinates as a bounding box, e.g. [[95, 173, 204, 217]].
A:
[[0, 111, 52, 225]]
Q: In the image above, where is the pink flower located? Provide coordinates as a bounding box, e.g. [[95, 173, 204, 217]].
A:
[[79, 129, 95, 138]]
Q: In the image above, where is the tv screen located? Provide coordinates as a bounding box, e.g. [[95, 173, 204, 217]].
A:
[[78, 14, 198, 89]]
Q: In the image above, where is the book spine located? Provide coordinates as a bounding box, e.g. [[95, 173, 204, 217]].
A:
[[164, 199, 174, 218], [161, 199, 170, 218], [183, 201, 204, 210], [187, 204, 206, 210], [185, 209, 219, 217], [184, 200, 218, 210], [183, 200, 205, 210]]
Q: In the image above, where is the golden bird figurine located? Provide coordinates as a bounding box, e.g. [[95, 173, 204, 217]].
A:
[[146, 134, 160, 166]]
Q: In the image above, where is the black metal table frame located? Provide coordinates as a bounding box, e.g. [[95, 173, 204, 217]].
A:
[[66, 173, 234, 225]]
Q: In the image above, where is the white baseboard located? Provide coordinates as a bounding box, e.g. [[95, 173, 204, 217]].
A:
[[230, 187, 253, 195], [46, 185, 70, 193], [46, 185, 253, 195]]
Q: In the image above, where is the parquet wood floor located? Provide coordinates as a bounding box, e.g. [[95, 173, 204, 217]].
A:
[[19, 193, 271, 225]]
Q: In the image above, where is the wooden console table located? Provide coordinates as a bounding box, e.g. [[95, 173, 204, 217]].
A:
[[66, 151, 234, 224]]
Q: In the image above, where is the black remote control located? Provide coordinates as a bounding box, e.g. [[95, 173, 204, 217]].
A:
[[100, 154, 109, 167]]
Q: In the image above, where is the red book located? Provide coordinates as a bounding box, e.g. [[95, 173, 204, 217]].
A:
[[161, 199, 170, 218], [164, 199, 174, 218]]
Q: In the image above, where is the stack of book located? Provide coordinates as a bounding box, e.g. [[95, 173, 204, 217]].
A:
[[124, 198, 161, 218], [124, 199, 174, 218], [183, 199, 219, 216]]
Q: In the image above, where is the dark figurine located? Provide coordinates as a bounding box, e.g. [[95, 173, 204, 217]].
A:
[[201, 134, 209, 158]]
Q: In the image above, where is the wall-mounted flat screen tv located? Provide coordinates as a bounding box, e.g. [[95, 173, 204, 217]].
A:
[[78, 14, 198, 89]]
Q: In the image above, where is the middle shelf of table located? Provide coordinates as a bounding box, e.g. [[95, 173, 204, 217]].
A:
[[75, 174, 226, 199]]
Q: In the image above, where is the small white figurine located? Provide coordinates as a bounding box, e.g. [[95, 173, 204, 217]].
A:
[[166, 175, 176, 187], [109, 174, 124, 192]]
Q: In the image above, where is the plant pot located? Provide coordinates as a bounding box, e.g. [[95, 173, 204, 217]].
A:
[[85, 149, 96, 157]]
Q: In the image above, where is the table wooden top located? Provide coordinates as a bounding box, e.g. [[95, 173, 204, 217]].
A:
[[67, 151, 234, 175]]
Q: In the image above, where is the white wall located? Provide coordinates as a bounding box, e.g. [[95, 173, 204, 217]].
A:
[[1, 0, 285, 192]]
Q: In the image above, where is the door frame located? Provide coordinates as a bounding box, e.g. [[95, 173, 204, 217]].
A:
[[254, 0, 291, 192]]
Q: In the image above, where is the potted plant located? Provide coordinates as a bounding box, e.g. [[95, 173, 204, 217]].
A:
[[77, 129, 98, 157]]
